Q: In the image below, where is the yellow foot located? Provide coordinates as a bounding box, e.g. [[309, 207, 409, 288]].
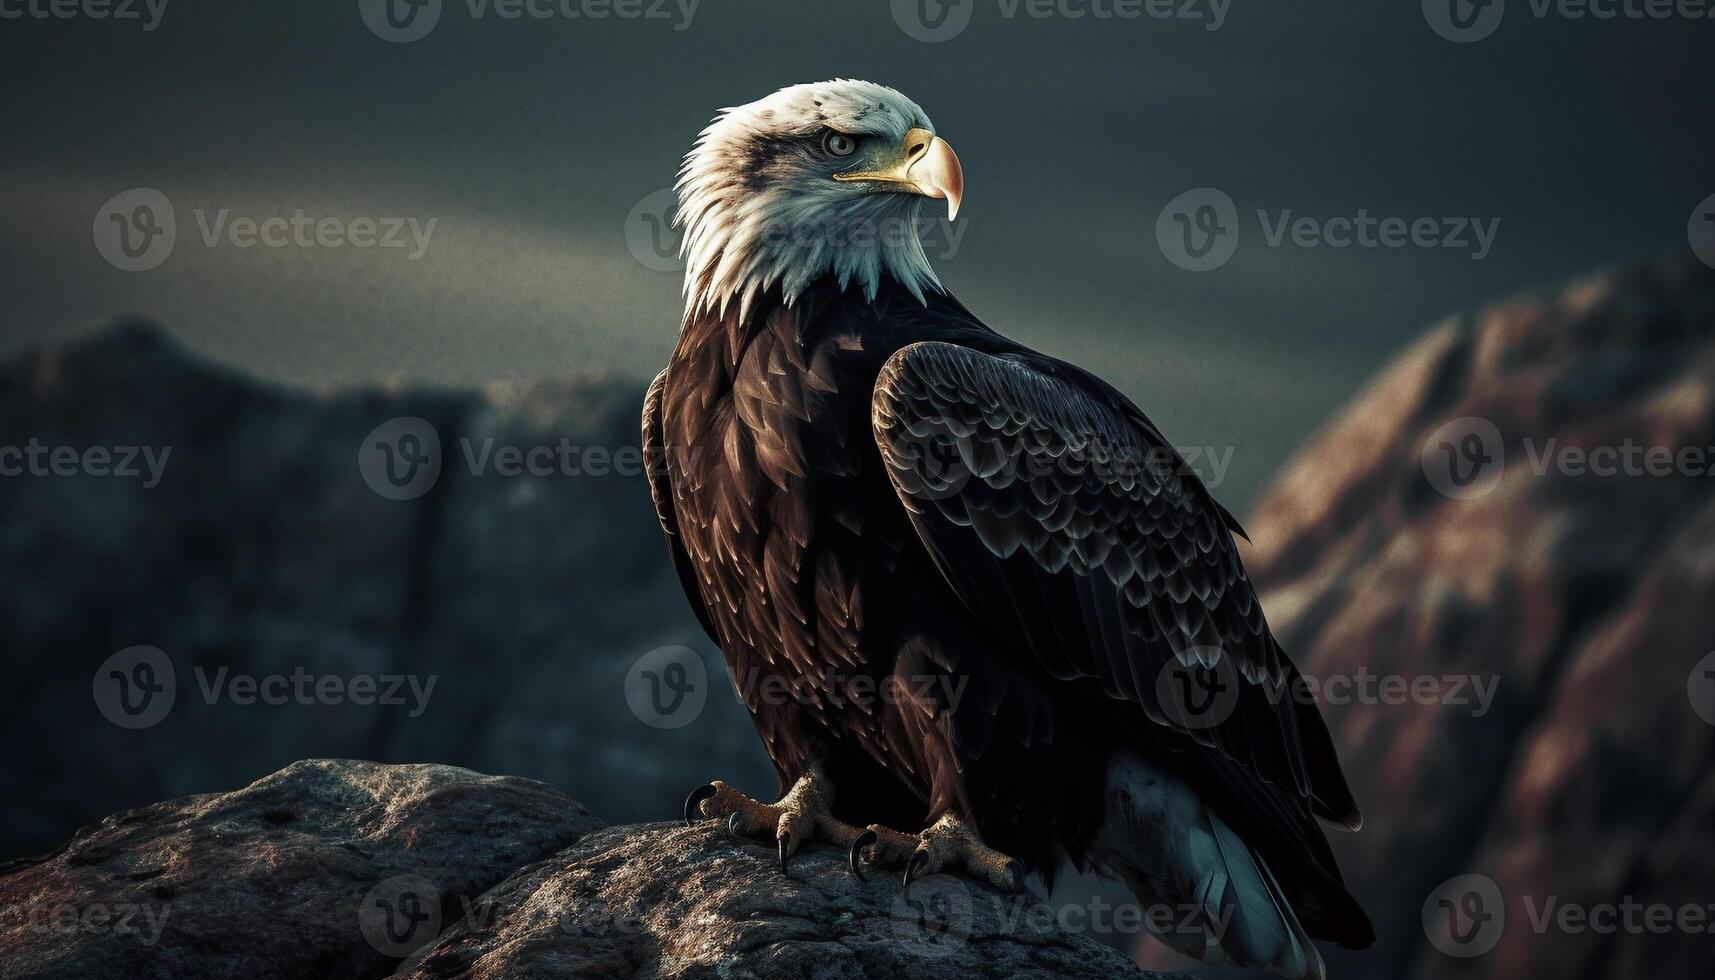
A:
[[856, 812, 1024, 895], [683, 770, 870, 877]]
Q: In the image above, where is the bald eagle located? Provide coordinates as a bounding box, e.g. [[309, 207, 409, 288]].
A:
[[645, 80, 1372, 977]]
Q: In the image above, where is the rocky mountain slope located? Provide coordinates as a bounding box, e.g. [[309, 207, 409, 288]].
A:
[[1217, 251, 1715, 980], [0, 760, 1182, 980], [0, 323, 770, 860]]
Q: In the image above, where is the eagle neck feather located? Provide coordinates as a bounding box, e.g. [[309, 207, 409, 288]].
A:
[[675, 176, 942, 325]]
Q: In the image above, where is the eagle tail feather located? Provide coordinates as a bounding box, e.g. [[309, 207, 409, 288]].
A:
[[1201, 809, 1324, 980], [1092, 752, 1327, 980]]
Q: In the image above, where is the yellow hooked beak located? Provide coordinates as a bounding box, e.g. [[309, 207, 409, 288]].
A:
[[832, 127, 965, 221]]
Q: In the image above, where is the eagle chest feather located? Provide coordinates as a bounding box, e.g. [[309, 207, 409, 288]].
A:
[[661, 310, 917, 726]]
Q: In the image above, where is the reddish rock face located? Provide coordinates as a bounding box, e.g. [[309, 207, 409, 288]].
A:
[[1217, 252, 1715, 979]]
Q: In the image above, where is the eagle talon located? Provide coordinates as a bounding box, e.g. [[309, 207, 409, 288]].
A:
[[902, 850, 929, 897], [848, 829, 877, 882], [863, 814, 1024, 898], [685, 769, 876, 875], [683, 784, 718, 827]]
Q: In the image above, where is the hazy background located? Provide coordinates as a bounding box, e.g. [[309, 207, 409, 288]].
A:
[[4, 0, 1710, 508]]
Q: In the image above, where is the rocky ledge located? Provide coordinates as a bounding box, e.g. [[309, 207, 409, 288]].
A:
[[0, 760, 1184, 980]]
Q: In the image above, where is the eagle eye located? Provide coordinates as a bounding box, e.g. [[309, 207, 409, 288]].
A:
[[820, 130, 858, 158]]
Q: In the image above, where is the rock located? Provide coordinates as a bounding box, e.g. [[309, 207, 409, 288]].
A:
[[1206, 251, 1715, 980], [401, 821, 1187, 980], [0, 322, 774, 861], [0, 761, 1182, 980], [0, 760, 601, 980]]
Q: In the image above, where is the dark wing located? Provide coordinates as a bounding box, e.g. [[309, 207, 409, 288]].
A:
[[643, 368, 717, 643], [871, 340, 1367, 931]]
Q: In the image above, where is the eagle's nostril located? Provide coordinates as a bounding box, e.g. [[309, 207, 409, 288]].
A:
[[908, 140, 928, 158]]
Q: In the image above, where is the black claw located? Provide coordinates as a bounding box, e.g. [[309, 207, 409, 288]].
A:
[[778, 833, 792, 874], [1000, 859, 1025, 894], [902, 850, 928, 899], [683, 784, 717, 827], [848, 830, 877, 883]]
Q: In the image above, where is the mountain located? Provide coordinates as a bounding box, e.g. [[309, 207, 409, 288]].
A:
[[0, 322, 772, 860], [1224, 251, 1715, 979]]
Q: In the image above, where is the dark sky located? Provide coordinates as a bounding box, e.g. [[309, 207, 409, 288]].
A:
[[3, 0, 1710, 507]]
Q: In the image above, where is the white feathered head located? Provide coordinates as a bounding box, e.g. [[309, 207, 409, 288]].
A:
[[676, 79, 964, 320]]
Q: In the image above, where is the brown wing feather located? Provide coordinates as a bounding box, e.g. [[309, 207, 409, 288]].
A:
[[871, 340, 1361, 831], [643, 368, 718, 643]]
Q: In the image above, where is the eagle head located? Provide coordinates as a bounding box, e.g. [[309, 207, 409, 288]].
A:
[[675, 79, 964, 319]]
